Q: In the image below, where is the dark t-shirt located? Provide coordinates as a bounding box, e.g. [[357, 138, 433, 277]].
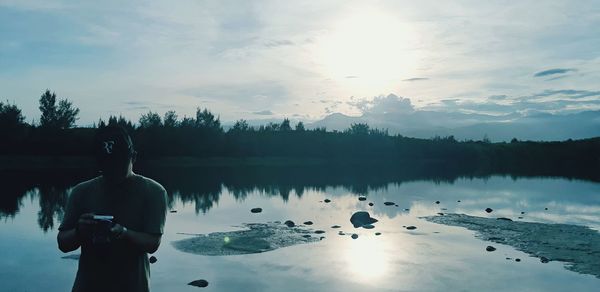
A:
[[58, 173, 167, 292]]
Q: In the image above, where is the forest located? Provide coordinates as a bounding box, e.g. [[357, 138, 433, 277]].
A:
[[1, 90, 599, 180]]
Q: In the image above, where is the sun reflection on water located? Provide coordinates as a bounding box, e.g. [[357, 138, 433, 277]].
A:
[[341, 234, 396, 283]]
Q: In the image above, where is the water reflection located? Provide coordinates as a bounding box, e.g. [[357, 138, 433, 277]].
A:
[[1, 165, 599, 232]]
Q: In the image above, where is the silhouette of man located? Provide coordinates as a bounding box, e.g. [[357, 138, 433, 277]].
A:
[[57, 126, 167, 292]]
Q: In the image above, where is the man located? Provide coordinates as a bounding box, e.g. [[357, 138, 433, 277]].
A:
[[57, 125, 167, 292]]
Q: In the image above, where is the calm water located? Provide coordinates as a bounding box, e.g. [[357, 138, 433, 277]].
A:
[[1, 166, 600, 291]]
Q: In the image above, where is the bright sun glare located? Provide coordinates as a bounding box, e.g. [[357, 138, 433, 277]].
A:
[[316, 8, 420, 94], [342, 235, 394, 282]]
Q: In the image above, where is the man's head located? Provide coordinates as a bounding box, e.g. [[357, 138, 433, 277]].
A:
[[93, 125, 136, 181]]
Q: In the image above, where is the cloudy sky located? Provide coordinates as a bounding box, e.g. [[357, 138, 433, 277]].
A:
[[1, 0, 599, 125]]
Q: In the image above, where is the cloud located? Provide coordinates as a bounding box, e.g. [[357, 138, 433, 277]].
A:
[[349, 94, 414, 115], [402, 77, 429, 82], [253, 110, 274, 115], [264, 39, 294, 48], [525, 89, 600, 100], [534, 68, 576, 77]]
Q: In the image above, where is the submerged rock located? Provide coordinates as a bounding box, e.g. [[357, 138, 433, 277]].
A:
[[362, 224, 375, 229], [250, 208, 262, 213], [541, 257, 550, 263], [486, 246, 496, 252], [61, 254, 80, 260], [384, 202, 395, 206], [188, 279, 209, 288], [350, 211, 379, 228], [284, 220, 295, 227], [149, 256, 157, 264], [173, 223, 318, 256], [423, 213, 600, 278], [485, 208, 493, 213], [331, 225, 341, 229], [497, 217, 512, 221]]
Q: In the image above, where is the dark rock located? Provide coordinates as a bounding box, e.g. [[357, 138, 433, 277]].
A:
[[375, 232, 381, 236], [250, 208, 262, 213], [351, 234, 358, 239], [284, 220, 295, 227], [303, 221, 313, 225], [368, 202, 374, 206], [405, 226, 417, 230], [437, 213, 444, 216], [457, 200, 461, 202], [338, 231, 345, 235], [540, 256, 549, 263], [404, 208, 410, 211], [515, 258, 521, 262], [486, 246, 496, 252], [314, 230, 325, 234], [518, 217, 523, 219], [350, 211, 379, 228], [485, 208, 493, 213], [497, 217, 512, 221], [506, 257, 512, 260], [188, 279, 209, 288], [302, 234, 311, 238], [521, 211, 525, 214], [441, 208, 447, 211], [358, 196, 367, 201], [320, 236, 325, 240], [324, 199, 331, 203], [170, 210, 178, 213], [395, 205, 399, 207], [544, 207, 548, 210], [384, 202, 395, 206], [149, 256, 157, 264], [331, 225, 341, 228], [362, 224, 375, 229], [435, 201, 440, 204]]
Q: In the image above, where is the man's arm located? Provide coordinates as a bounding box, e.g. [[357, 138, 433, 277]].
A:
[[57, 213, 95, 253], [112, 225, 162, 254]]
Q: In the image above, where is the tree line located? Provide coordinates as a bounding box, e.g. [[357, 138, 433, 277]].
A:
[[1, 90, 599, 180]]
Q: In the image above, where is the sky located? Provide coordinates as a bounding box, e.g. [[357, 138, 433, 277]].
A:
[[1, 0, 599, 126]]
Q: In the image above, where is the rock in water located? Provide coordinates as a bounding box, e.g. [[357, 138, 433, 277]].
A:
[[541, 257, 550, 263], [284, 220, 295, 227], [188, 279, 209, 288], [351, 234, 358, 239], [515, 258, 521, 262], [486, 246, 496, 252], [303, 221, 313, 225], [368, 202, 374, 206], [250, 208, 262, 213], [405, 226, 417, 230], [358, 196, 367, 201], [324, 199, 331, 203], [338, 231, 346, 235], [497, 217, 512, 221], [149, 256, 157, 264], [435, 201, 440, 204], [331, 225, 341, 229], [363, 224, 375, 229], [485, 208, 493, 213], [375, 232, 382, 236], [384, 202, 395, 206], [170, 210, 178, 213], [350, 211, 379, 228], [314, 230, 325, 234]]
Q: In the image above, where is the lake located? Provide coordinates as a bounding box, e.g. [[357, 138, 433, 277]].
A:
[[1, 165, 600, 291]]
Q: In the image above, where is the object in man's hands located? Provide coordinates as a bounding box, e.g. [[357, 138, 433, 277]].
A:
[[92, 215, 115, 244]]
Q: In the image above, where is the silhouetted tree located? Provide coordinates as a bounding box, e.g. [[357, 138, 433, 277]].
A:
[[38, 90, 79, 129], [0, 100, 26, 133], [280, 118, 292, 131], [139, 111, 162, 128], [295, 121, 305, 131], [195, 108, 221, 131], [230, 119, 250, 132], [346, 123, 370, 135], [163, 110, 179, 128]]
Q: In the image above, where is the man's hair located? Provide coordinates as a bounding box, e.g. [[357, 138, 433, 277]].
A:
[[93, 125, 135, 162]]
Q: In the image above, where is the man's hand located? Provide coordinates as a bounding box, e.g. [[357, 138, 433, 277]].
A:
[[110, 223, 162, 254], [57, 213, 96, 253], [110, 223, 127, 240]]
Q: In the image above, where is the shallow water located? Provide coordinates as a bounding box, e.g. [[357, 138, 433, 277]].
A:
[[1, 170, 600, 291]]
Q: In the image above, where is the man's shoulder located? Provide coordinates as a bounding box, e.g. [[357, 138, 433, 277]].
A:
[[69, 176, 102, 197], [134, 174, 167, 196]]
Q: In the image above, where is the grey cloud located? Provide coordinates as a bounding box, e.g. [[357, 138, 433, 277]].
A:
[[253, 110, 274, 115], [534, 68, 576, 77], [488, 95, 508, 100], [182, 81, 288, 103], [527, 89, 600, 100], [349, 94, 414, 115], [403, 77, 429, 82], [264, 39, 294, 48]]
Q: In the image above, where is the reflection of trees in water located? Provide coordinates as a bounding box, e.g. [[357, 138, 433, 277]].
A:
[[3, 163, 598, 230], [36, 186, 69, 232]]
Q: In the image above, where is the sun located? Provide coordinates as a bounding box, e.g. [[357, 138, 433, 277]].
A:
[[315, 7, 420, 94]]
